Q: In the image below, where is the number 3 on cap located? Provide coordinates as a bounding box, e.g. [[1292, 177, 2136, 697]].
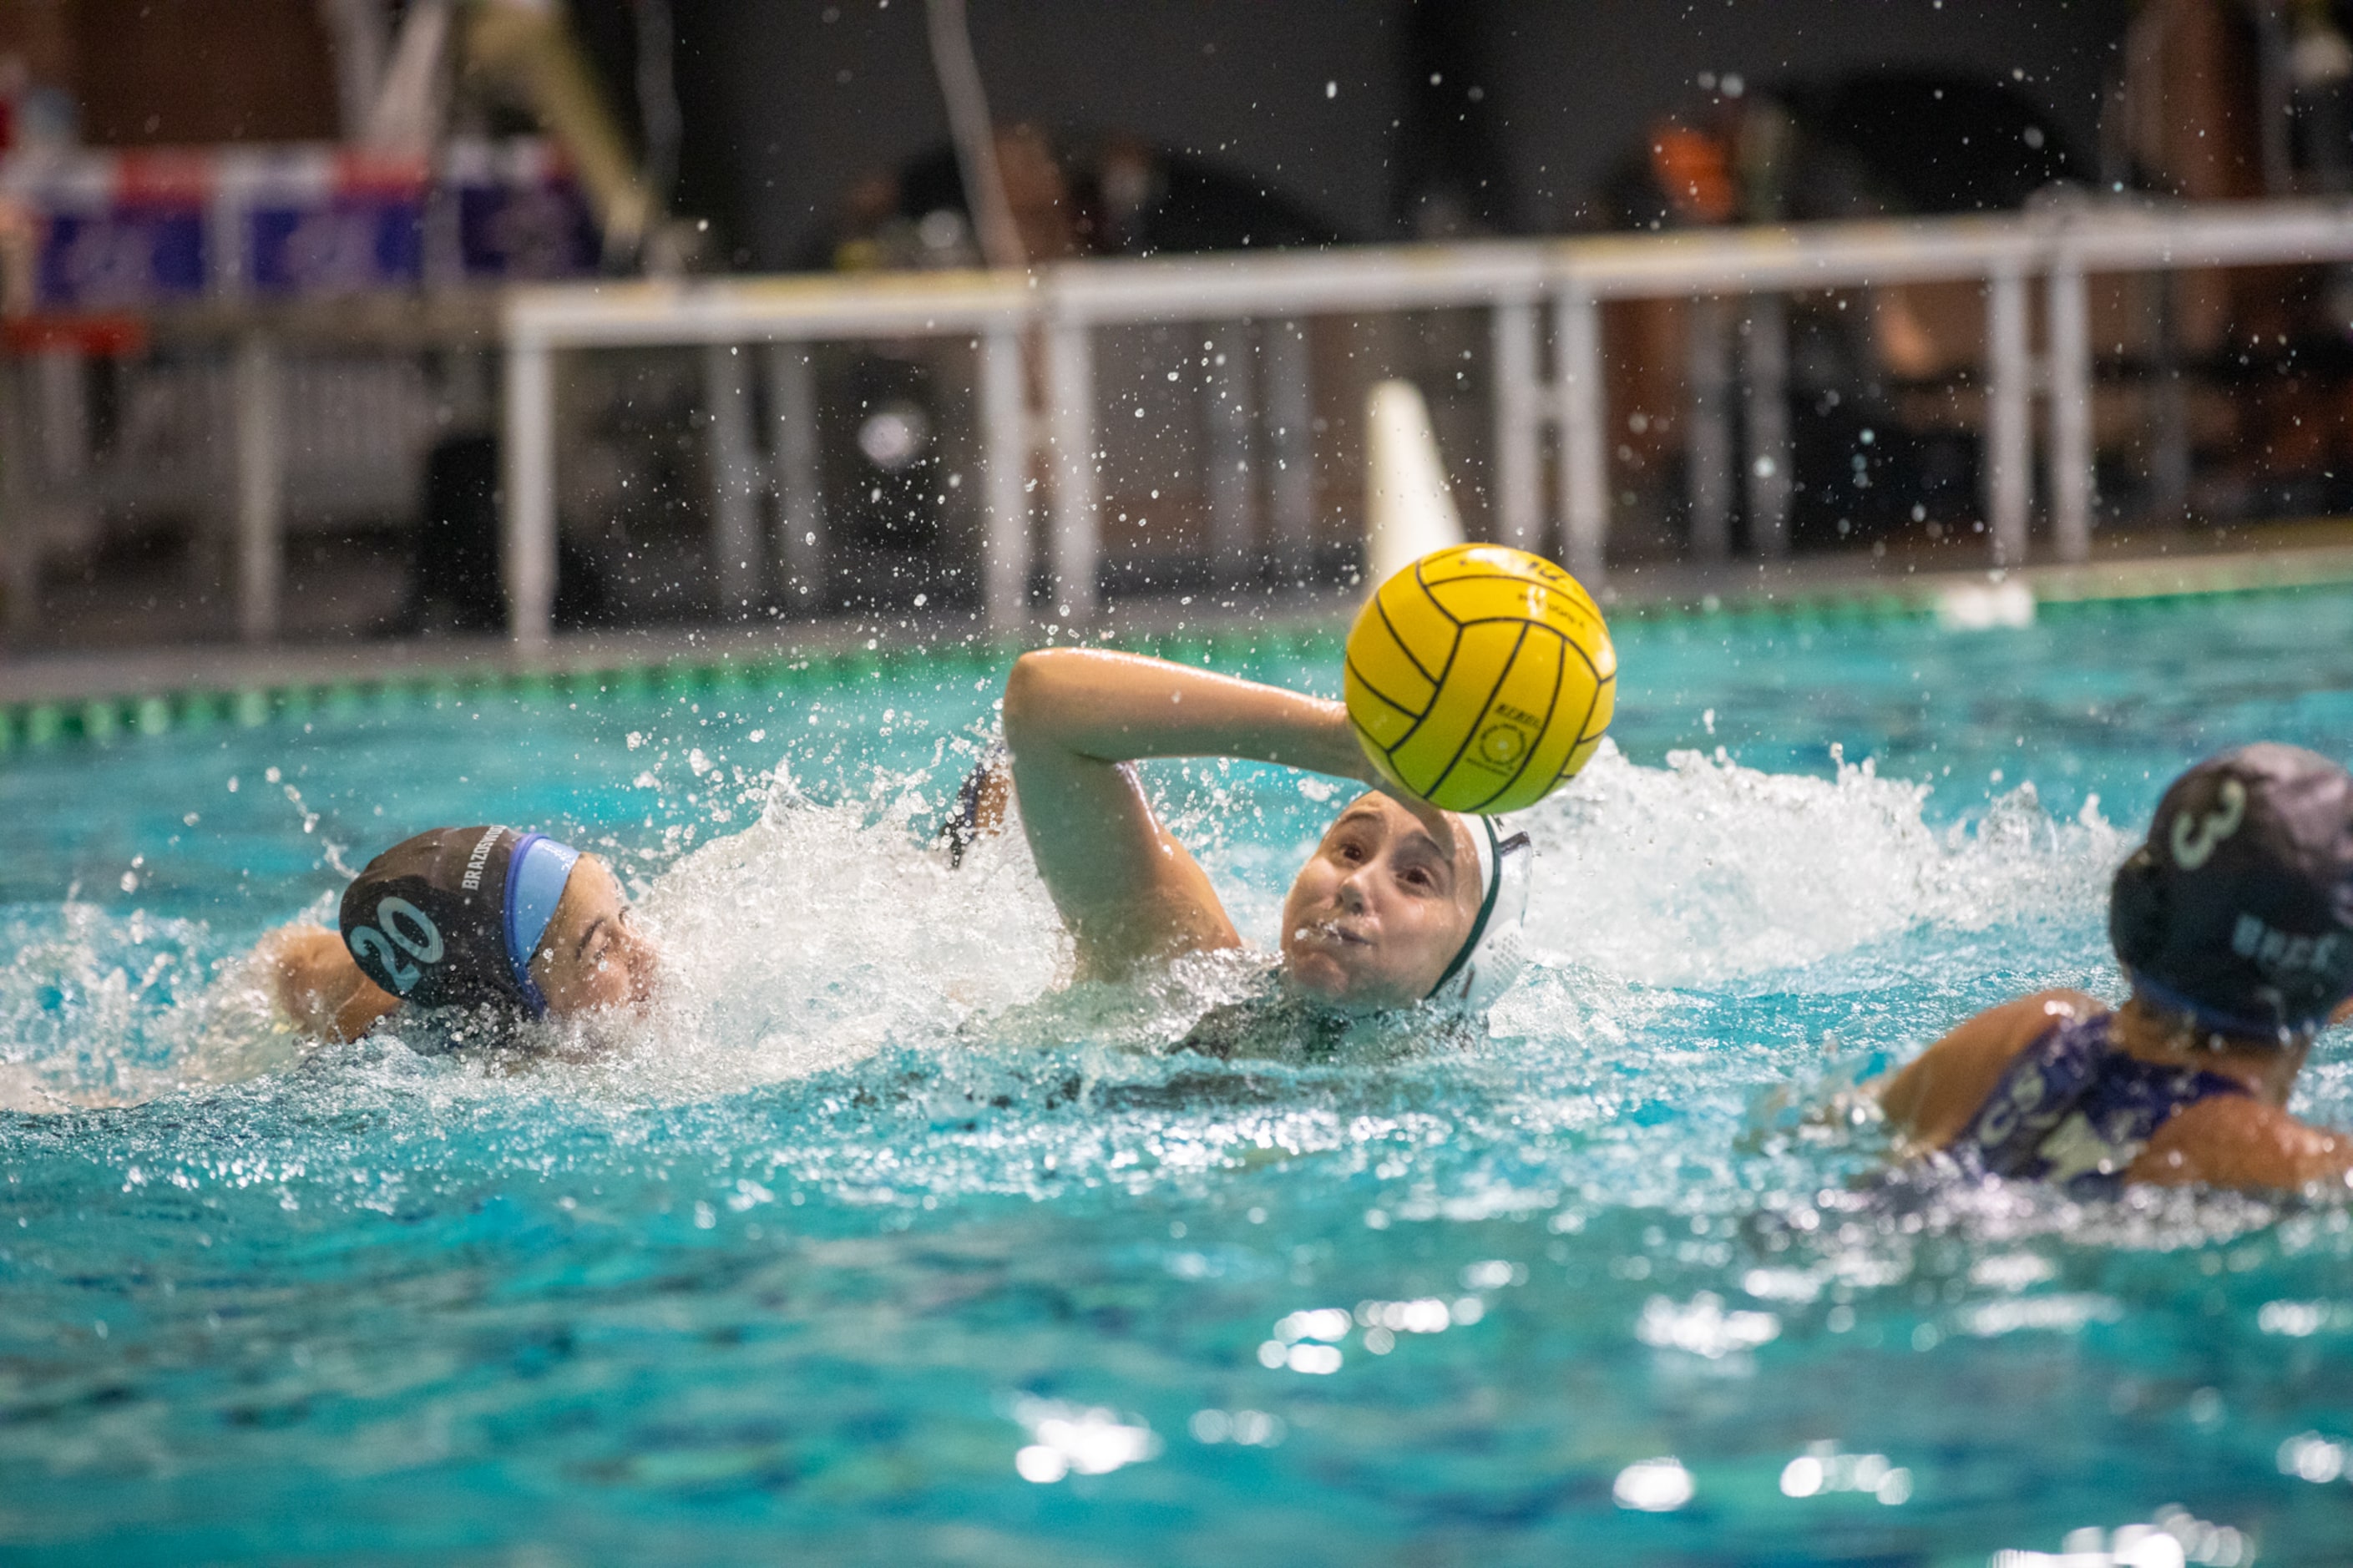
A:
[[350, 897, 447, 994], [2171, 778, 2247, 871]]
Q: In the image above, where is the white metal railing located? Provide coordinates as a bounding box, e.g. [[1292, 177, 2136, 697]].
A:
[[0, 334, 453, 644], [497, 196, 2353, 647]]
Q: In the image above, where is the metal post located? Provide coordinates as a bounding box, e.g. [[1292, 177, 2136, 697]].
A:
[[2252, 1, 2295, 196], [765, 342, 823, 605], [1985, 266, 2032, 566], [978, 324, 1030, 630], [503, 334, 558, 648], [1205, 320, 1256, 579], [2047, 257, 2094, 564], [701, 343, 762, 614], [1266, 317, 1314, 581], [1490, 297, 1542, 552], [2148, 271, 2190, 524], [1045, 316, 1098, 619], [1741, 296, 1791, 559], [27, 350, 95, 612], [233, 334, 284, 643], [0, 360, 33, 638], [33, 349, 86, 486], [1553, 287, 1607, 582], [1684, 295, 1733, 561]]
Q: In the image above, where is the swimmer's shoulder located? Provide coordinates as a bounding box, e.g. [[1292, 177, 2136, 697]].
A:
[[1878, 988, 2106, 1151], [2130, 1095, 2353, 1194], [257, 922, 399, 1044]]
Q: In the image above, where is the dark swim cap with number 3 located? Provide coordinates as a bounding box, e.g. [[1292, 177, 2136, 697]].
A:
[[339, 826, 582, 1018], [2110, 744, 2353, 1038]]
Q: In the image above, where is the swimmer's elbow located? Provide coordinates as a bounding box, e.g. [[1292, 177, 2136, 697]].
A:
[[1003, 648, 1093, 747], [1002, 650, 1053, 734]]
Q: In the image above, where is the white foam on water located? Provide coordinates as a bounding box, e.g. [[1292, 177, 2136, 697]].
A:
[[0, 898, 309, 1110], [1515, 741, 2128, 989], [0, 745, 2128, 1109], [609, 771, 1070, 1095]]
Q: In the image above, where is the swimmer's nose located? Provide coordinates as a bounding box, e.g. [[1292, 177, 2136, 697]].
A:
[[616, 921, 660, 1004]]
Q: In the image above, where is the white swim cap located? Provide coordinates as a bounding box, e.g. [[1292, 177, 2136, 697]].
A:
[[1426, 815, 1533, 1012]]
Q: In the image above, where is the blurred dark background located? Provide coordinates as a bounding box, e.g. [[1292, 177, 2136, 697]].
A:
[[0, 0, 2141, 256], [660, 0, 2132, 263], [12, 0, 2353, 649]]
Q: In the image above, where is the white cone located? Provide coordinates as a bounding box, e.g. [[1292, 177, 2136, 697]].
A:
[[1363, 380, 1465, 594]]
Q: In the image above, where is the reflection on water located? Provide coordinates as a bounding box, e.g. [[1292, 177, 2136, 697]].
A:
[[1988, 1505, 2252, 1566]]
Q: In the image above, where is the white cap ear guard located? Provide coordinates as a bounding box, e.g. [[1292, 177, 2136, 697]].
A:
[[1427, 816, 1534, 1013]]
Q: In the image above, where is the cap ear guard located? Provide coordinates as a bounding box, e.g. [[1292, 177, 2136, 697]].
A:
[[1430, 820, 1534, 1013], [2108, 847, 2168, 977], [503, 833, 581, 1015]]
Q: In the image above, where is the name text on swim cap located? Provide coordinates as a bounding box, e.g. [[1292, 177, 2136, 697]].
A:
[[2233, 913, 2342, 974], [462, 826, 501, 892]]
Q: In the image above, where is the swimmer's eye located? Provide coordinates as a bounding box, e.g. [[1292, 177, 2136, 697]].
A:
[[1396, 862, 1450, 895]]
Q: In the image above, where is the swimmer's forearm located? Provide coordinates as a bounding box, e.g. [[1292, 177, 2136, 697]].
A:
[[1004, 649, 1371, 780]]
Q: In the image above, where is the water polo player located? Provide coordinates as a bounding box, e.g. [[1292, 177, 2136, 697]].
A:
[[1879, 744, 2353, 1193], [261, 826, 659, 1044], [992, 647, 1531, 1024]]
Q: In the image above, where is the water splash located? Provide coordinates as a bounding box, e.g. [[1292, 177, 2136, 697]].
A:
[[1518, 741, 2127, 989], [0, 744, 2130, 1117]]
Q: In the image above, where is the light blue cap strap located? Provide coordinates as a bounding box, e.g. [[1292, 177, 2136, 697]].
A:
[[503, 833, 581, 1015]]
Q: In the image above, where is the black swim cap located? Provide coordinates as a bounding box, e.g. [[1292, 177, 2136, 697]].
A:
[[339, 826, 581, 1018], [2110, 744, 2353, 1039]]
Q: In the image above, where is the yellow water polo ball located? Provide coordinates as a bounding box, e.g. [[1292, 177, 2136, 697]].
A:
[[1343, 544, 1617, 814]]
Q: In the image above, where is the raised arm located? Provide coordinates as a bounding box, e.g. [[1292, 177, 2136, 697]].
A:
[[255, 923, 400, 1043], [1000, 648, 1374, 975]]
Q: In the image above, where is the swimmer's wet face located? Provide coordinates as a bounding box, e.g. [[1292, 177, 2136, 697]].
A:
[[1280, 792, 1483, 1009], [529, 853, 660, 1017], [340, 827, 661, 1030]]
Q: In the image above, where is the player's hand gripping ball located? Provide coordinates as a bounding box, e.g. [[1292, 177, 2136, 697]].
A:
[[1344, 544, 1617, 813]]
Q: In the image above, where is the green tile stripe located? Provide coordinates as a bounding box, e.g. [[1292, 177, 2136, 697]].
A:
[[0, 651, 930, 747], [1, 567, 2344, 749]]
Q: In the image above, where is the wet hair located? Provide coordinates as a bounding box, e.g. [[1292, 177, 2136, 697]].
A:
[[339, 827, 582, 1018], [2110, 744, 2353, 1041]]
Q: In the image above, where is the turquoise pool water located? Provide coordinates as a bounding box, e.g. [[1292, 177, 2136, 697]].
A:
[[3, 587, 2352, 1565]]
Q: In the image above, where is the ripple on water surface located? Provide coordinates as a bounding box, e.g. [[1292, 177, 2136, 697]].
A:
[[3, 590, 2353, 1562]]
